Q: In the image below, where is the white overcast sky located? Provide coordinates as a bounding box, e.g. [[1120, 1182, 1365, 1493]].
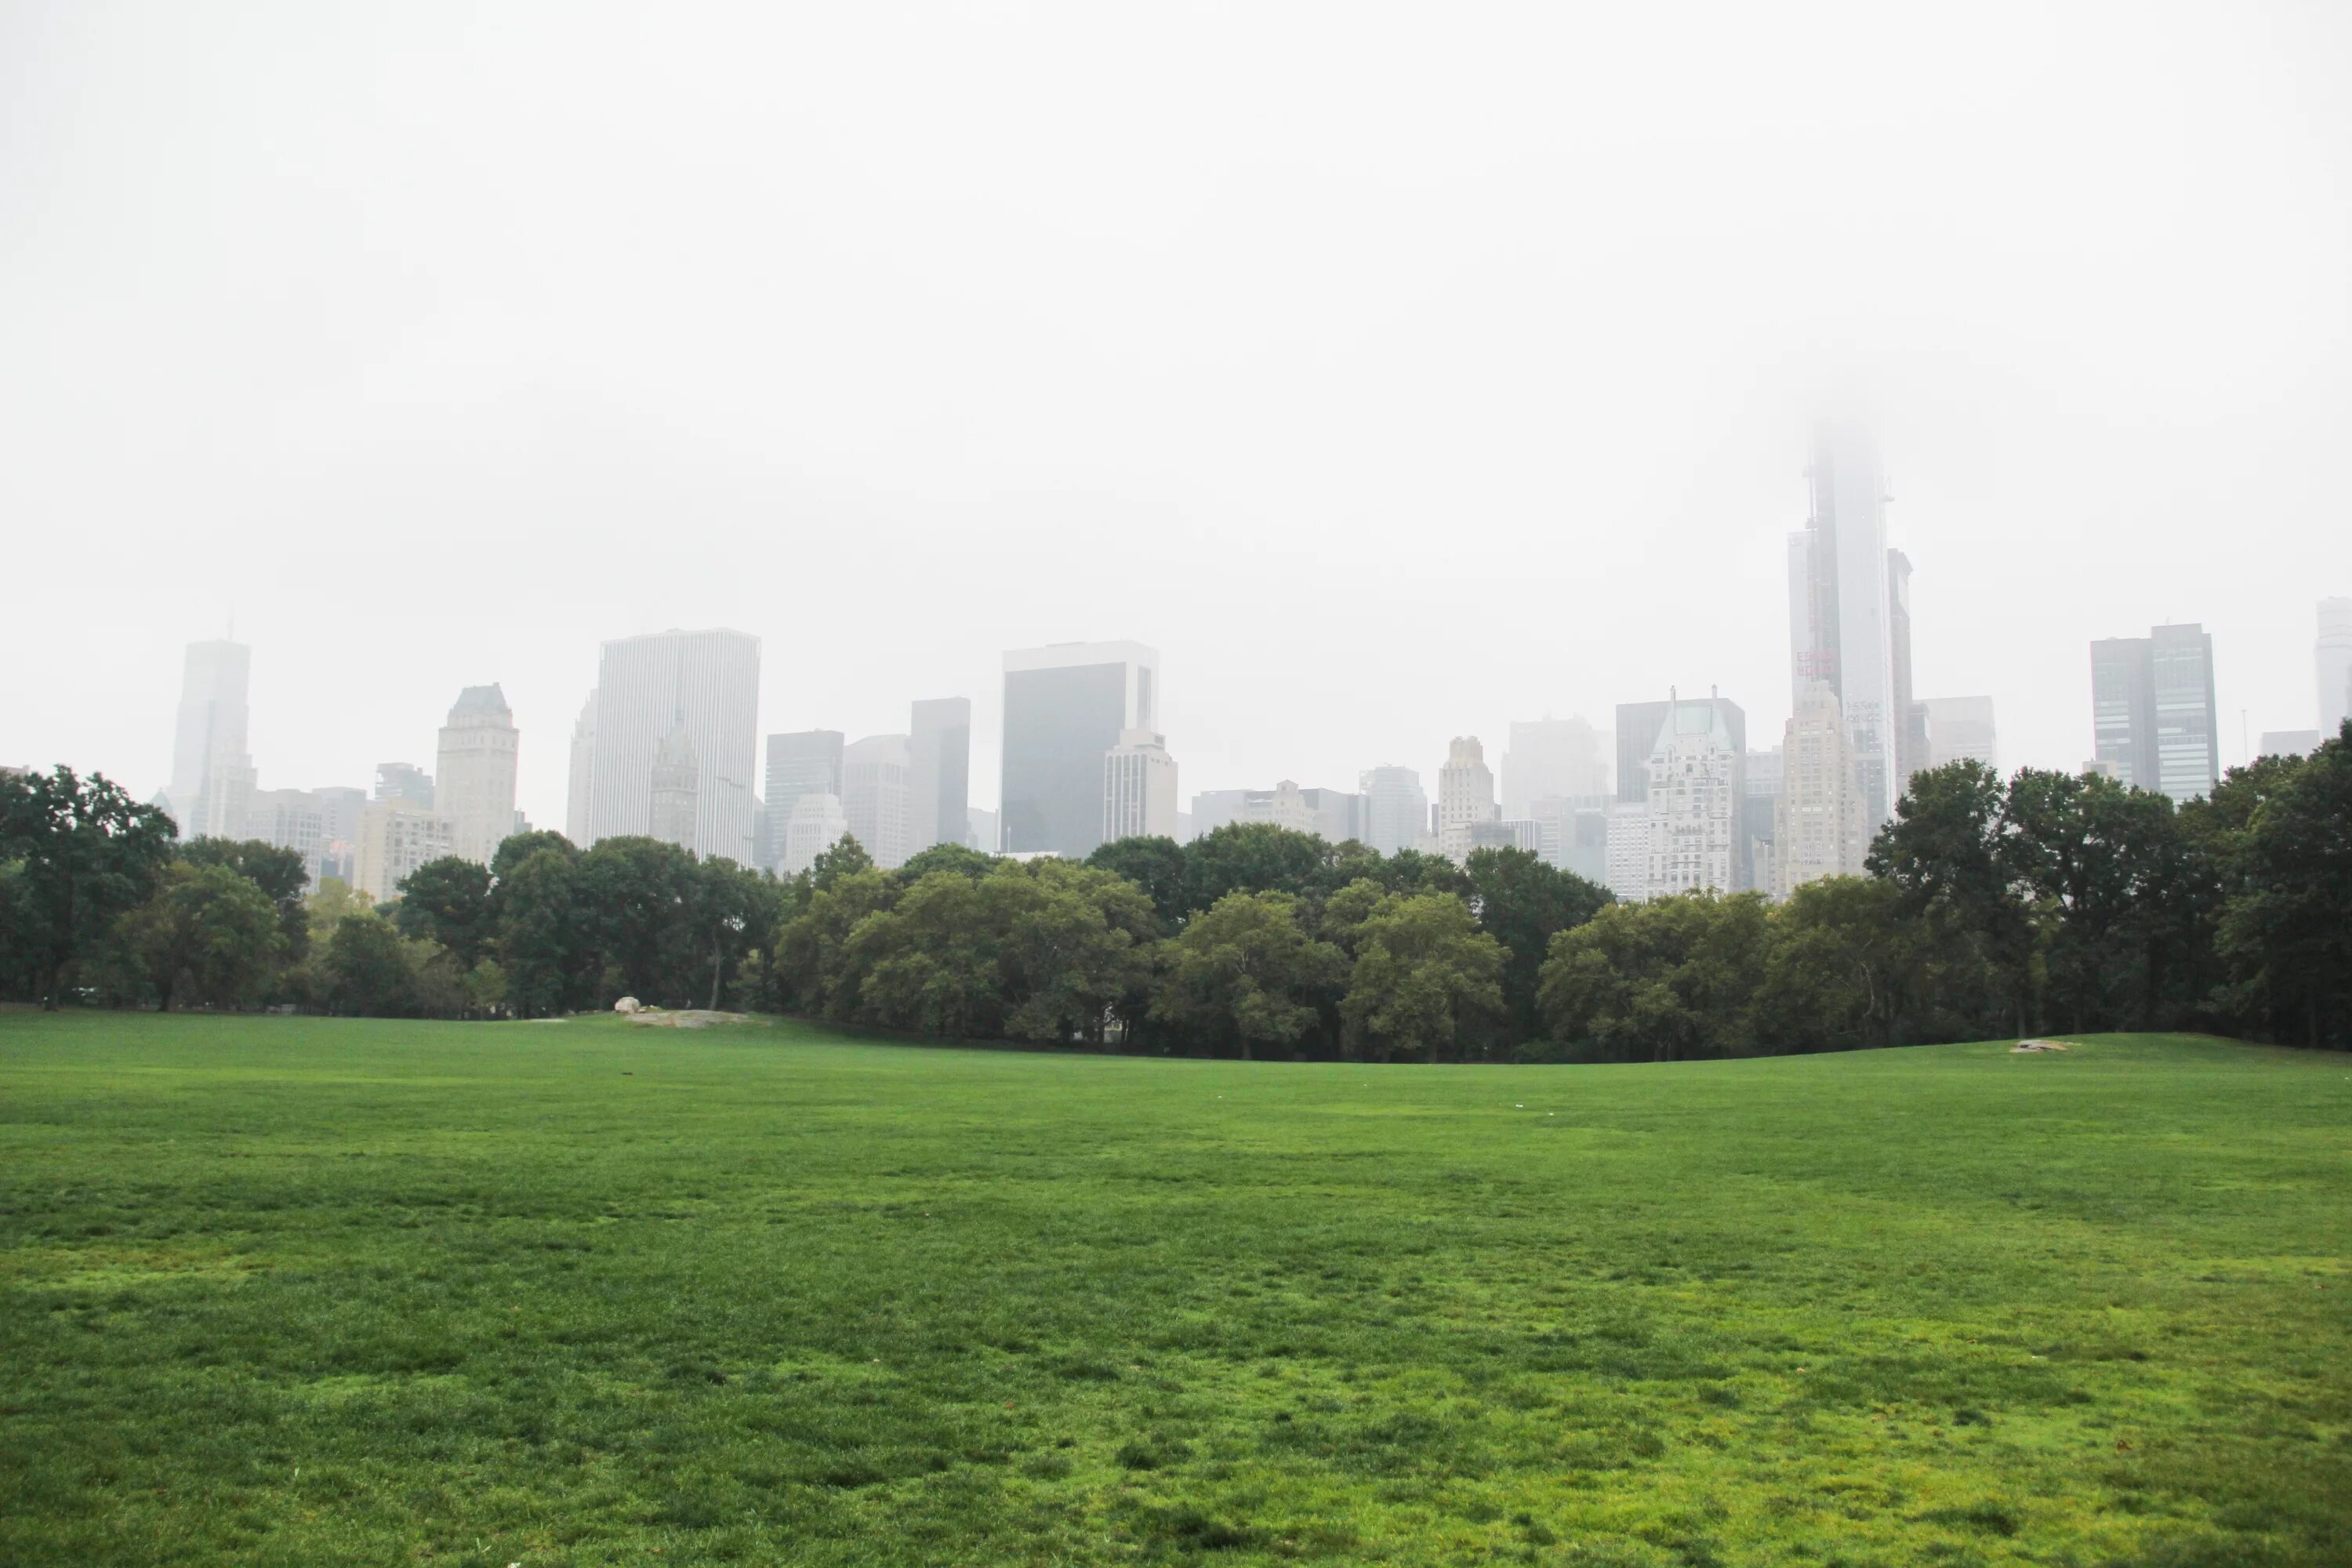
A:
[[4, 1, 2348, 829]]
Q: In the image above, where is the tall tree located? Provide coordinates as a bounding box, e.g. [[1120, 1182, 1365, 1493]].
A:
[[324, 911, 417, 1016], [1182, 823, 1334, 915], [575, 837, 704, 1006], [394, 857, 494, 967], [490, 829, 576, 883], [112, 862, 286, 1010], [1340, 891, 1506, 1062], [2213, 724, 2352, 1047], [1086, 835, 1189, 932], [1868, 760, 2031, 1036], [177, 837, 311, 958], [1150, 890, 1345, 1059], [1463, 847, 1611, 1040], [494, 848, 589, 1017], [1537, 892, 1770, 1062], [0, 767, 176, 1007]]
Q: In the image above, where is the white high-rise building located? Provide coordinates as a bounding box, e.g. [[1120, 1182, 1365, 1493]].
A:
[[1923, 695, 1999, 774], [164, 638, 255, 840], [586, 629, 760, 861], [1436, 737, 1497, 864], [436, 684, 519, 867], [648, 719, 700, 853], [355, 802, 456, 902], [1640, 702, 1740, 898], [1103, 728, 1180, 841], [1773, 683, 1868, 898], [1001, 641, 1161, 860], [2318, 597, 2352, 736], [1359, 765, 1430, 856], [842, 735, 913, 869], [1501, 718, 1607, 820], [1603, 802, 1651, 900], [244, 789, 328, 887], [565, 691, 597, 847], [1788, 423, 1900, 827], [781, 793, 849, 876]]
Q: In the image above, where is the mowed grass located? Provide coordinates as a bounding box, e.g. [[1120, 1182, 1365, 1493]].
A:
[[2, 1016, 2347, 1568]]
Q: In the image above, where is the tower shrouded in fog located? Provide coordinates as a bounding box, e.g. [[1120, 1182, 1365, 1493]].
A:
[[2320, 597, 2352, 736], [586, 628, 759, 861], [1788, 423, 1899, 826], [436, 684, 519, 866], [1000, 641, 1161, 860], [165, 637, 255, 840]]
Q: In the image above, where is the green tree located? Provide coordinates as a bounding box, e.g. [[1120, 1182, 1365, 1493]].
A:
[[1182, 823, 1334, 914], [1086, 835, 1189, 931], [2212, 723, 2352, 1047], [306, 876, 372, 927], [575, 837, 703, 1006], [1150, 890, 1345, 1058], [0, 767, 176, 1007], [1340, 892, 1506, 1062], [111, 862, 286, 1010], [1754, 877, 1927, 1051], [1537, 892, 1770, 1062], [842, 870, 1002, 1037], [690, 858, 779, 1009], [177, 837, 311, 958], [897, 841, 997, 884], [490, 829, 576, 883], [1464, 846, 1610, 1040], [810, 835, 875, 891], [1868, 759, 2030, 1037], [984, 860, 1157, 1047], [394, 856, 493, 967], [324, 911, 417, 1015], [772, 869, 897, 1020], [495, 848, 589, 1017]]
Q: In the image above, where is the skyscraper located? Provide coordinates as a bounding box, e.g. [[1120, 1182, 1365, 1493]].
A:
[[1436, 737, 1497, 863], [1500, 717, 1607, 820], [1640, 701, 1741, 899], [435, 684, 519, 867], [1000, 641, 1161, 860], [1773, 683, 1867, 898], [842, 734, 913, 869], [764, 730, 845, 870], [565, 691, 597, 848], [648, 719, 700, 852], [374, 762, 434, 807], [1358, 767, 1430, 856], [1886, 548, 1929, 795], [1923, 696, 1998, 773], [1788, 423, 1900, 825], [780, 793, 849, 875], [1615, 699, 1747, 804], [908, 698, 972, 856], [1103, 729, 1180, 841], [586, 629, 760, 860], [2090, 624, 2218, 802], [164, 637, 254, 840], [354, 802, 456, 902], [2319, 597, 2352, 735]]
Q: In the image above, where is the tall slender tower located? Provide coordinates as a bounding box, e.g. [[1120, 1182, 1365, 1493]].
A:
[[435, 684, 519, 866], [165, 638, 255, 840], [2319, 597, 2352, 736], [1000, 641, 1161, 859], [1788, 424, 1897, 826], [1436, 736, 1497, 864], [907, 698, 971, 855], [586, 629, 760, 860]]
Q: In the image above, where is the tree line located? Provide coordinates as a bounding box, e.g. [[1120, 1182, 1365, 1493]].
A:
[[3, 720, 2346, 1056]]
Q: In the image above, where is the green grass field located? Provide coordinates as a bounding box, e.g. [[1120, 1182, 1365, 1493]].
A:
[[2, 1014, 2347, 1567]]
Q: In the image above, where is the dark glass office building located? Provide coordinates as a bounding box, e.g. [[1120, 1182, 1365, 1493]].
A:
[[1000, 642, 1159, 859]]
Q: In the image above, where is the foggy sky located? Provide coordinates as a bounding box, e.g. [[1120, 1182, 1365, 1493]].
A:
[[4, 1, 2348, 834]]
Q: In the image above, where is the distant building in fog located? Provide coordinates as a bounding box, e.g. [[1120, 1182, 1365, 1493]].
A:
[[565, 692, 597, 847], [908, 698, 971, 856], [1103, 729, 1180, 841], [2319, 597, 2352, 735], [842, 734, 913, 869], [587, 627, 760, 861], [1788, 423, 1900, 826], [1774, 682, 1867, 898], [1001, 641, 1160, 861], [1501, 717, 1606, 820], [355, 802, 455, 902], [164, 637, 255, 841], [1359, 765, 1430, 856], [1436, 737, 1497, 863], [967, 805, 998, 853], [436, 684, 519, 867], [2259, 730, 2322, 759], [1923, 695, 1998, 774], [765, 729, 845, 871], [780, 793, 848, 876], [648, 719, 701, 852], [2091, 623, 2218, 801]]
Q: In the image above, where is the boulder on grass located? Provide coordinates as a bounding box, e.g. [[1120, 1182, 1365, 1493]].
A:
[[615, 996, 642, 1014]]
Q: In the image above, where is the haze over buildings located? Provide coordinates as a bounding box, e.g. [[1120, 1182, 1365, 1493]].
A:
[[1000, 641, 1161, 861], [578, 629, 760, 863]]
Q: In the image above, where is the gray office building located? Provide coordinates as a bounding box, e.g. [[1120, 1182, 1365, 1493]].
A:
[[764, 730, 844, 869], [1000, 641, 1160, 859], [2090, 623, 2219, 802], [909, 698, 972, 855]]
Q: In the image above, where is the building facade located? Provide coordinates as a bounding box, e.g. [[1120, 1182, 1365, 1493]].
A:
[[565, 691, 597, 847], [1000, 641, 1160, 861], [1103, 729, 1180, 841], [355, 802, 456, 903], [2319, 597, 2352, 735], [586, 628, 760, 861], [1436, 736, 1497, 863], [1773, 682, 1867, 898], [764, 730, 844, 869], [908, 698, 971, 857], [435, 684, 519, 867], [2092, 624, 2219, 801], [1788, 423, 1901, 826], [1922, 695, 1998, 773], [648, 719, 701, 853], [780, 793, 849, 876], [842, 734, 913, 869], [1641, 702, 1740, 898], [1501, 717, 1607, 820], [164, 637, 255, 841], [1359, 766, 1430, 856]]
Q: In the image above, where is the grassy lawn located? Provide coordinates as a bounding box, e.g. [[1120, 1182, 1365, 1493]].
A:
[[1, 1014, 2347, 1566]]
